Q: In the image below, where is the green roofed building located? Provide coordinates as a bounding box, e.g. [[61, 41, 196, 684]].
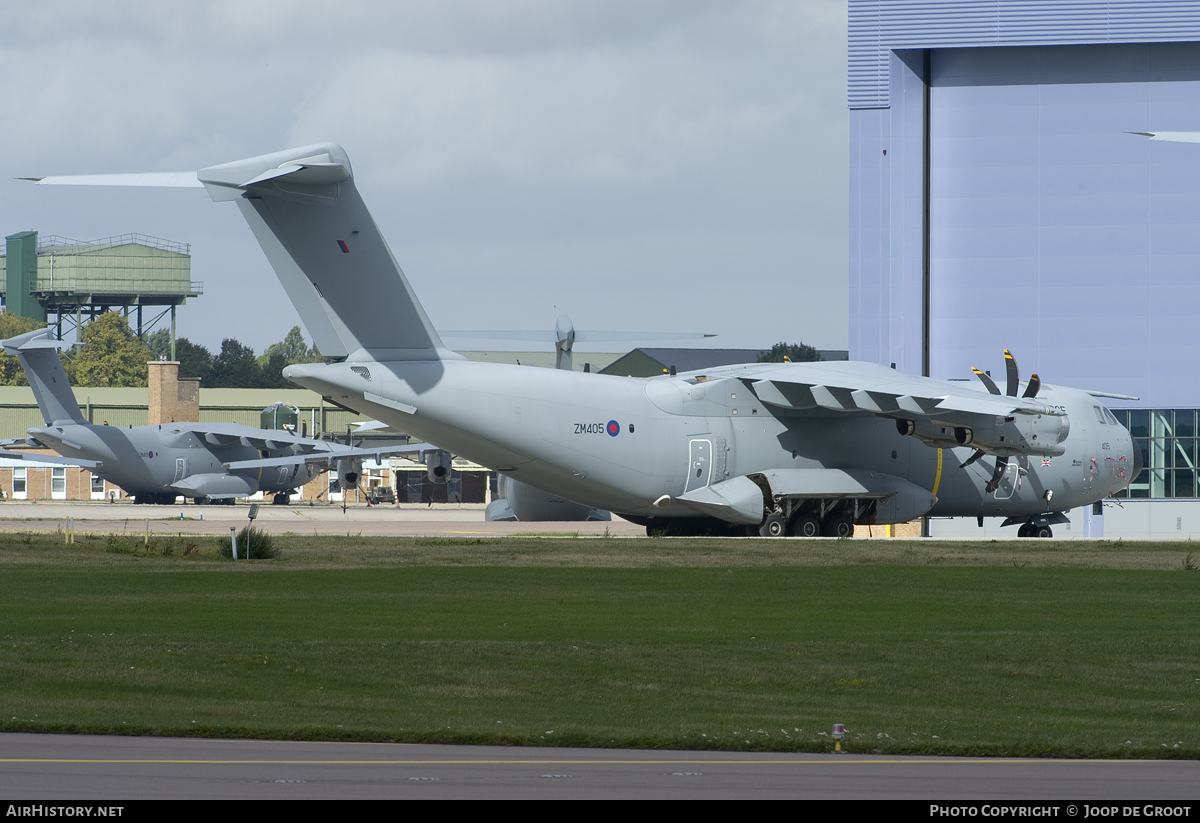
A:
[[1, 231, 202, 356]]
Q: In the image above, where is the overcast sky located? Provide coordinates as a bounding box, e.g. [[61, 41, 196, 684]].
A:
[[0, 1, 849, 356]]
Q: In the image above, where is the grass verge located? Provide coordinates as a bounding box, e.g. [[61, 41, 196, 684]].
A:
[[0, 533, 1196, 756]]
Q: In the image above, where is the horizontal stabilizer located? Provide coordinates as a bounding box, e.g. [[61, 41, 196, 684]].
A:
[[25, 143, 461, 364], [1, 328, 86, 426], [0, 450, 101, 469], [23, 172, 202, 188], [196, 143, 456, 362]]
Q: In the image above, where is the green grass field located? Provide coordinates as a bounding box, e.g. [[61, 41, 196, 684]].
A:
[[1, 531, 1197, 757]]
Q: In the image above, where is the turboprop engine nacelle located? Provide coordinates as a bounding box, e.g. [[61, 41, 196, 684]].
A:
[[336, 457, 363, 492], [947, 413, 1070, 457], [898, 413, 1070, 457], [895, 418, 960, 450], [426, 450, 451, 485]]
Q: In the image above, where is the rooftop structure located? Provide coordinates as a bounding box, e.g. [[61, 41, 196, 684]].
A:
[[1, 231, 202, 356]]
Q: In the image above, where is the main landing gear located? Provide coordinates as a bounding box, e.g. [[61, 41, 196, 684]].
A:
[[753, 504, 860, 538], [134, 493, 177, 505], [1017, 522, 1053, 538]]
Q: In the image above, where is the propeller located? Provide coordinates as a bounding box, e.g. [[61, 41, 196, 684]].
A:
[[963, 350, 1042, 493]]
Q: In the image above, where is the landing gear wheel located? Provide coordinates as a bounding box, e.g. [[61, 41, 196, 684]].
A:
[[791, 514, 821, 537], [758, 514, 786, 537], [272, 493, 291, 505], [822, 517, 854, 538], [1017, 523, 1034, 538], [1035, 525, 1053, 538]]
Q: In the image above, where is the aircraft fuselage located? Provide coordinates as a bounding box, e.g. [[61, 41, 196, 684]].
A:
[[28, 422, 322, 500], [284, 358, 1134, 524]]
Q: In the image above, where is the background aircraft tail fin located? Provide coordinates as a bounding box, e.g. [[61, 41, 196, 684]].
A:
[[197, 144, 459, 363], [1, 329, 86, 426]]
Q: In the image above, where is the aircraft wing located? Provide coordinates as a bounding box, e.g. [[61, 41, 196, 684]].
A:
[[727, 361, 1059, 418], [684, 360, 1070, 458], [176, 421, 348, 453], [222, 442, 431, 471], [0, 450, 101, 469]]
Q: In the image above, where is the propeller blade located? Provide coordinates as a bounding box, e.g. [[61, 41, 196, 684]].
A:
[[972, 367, 1000, 395], [986, 455, 1009, 493], [1004, 350, 1019, 397], [1023, 373, 1040, 398], [960, 448, 987, 469]]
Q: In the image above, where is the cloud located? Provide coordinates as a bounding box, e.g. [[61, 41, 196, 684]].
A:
[[287, 46, 804, 187], [0, 0, 850, 351]]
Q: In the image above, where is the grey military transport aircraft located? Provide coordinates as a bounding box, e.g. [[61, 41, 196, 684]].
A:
[[0, 327, 419, 505], [27, 143, 1139, 536]]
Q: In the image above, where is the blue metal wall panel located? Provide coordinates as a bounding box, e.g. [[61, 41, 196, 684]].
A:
[[924, 43, 1200, 406], [848, 50, 927, 374], [849, 36, 1200, 407], [850, 0, 1200, 108]]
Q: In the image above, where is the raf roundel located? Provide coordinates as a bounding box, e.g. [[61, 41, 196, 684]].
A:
[[607, 420, 620, 437]]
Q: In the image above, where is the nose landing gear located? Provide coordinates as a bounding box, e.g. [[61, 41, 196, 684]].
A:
[[1017, 521, 1053, 538]]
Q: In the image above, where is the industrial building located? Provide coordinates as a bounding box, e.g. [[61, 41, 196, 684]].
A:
[[848, 0, 1200, 537]]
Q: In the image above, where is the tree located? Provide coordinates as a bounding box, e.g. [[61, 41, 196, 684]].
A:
[[144, 328, 171, 361], [260, 326, 320, 364], [757, 341, 820, 364], [64, 312, 151, 387], [209, 338, 260, 387], [258, 326, 322, 387], [0, 313, 46, 386], [144, 329, 214, 381], [174, 338, 214, 384], [257, 351, 292, 389]]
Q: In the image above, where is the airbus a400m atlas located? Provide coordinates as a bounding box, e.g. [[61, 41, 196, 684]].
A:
[[1, 326, 419, 505], [27, 143, 1138, 535]]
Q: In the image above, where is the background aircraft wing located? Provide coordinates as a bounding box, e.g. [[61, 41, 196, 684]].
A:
[[178, 422, 339, 453], [222, 442, 431, 472]]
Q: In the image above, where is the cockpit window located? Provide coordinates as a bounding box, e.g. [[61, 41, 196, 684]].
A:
[[1094, 405, 1107, 424], [1103, 407, 1120, 426]]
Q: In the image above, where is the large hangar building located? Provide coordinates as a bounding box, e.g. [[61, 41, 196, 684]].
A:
[[848, 1, 1200, 537]]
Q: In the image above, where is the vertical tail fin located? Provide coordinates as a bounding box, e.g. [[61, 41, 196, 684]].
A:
[[197, 144, 460, 363], [2, 328, 86, 425]]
